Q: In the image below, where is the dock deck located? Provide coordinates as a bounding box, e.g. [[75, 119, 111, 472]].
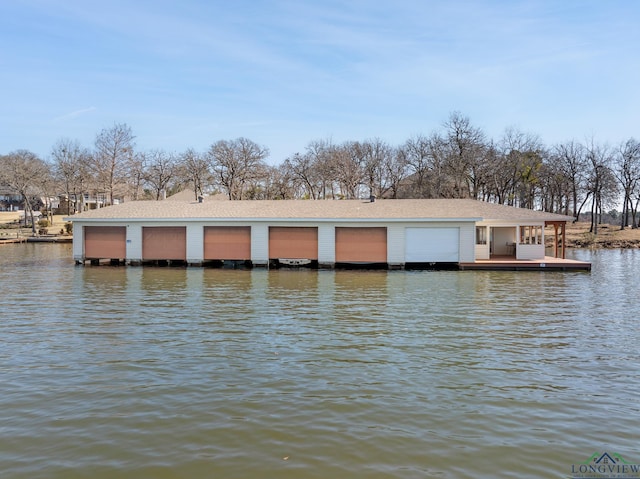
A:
[[459, 256, 591, 271]]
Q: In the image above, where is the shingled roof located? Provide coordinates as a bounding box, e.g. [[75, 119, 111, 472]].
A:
[[67, 198, 574, 222]]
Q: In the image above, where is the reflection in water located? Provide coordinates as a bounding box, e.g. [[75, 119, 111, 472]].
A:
[[267, 269, 319, 292], [0, 245, 639, 479]]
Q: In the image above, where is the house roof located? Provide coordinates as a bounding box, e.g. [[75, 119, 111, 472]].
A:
[[67, 198, 574, 223]]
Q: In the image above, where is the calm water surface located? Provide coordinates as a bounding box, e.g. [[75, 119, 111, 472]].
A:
[[1, 245, 639, 478]]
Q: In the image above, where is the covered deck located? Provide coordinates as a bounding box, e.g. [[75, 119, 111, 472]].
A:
[[466, 221, 590, 270]]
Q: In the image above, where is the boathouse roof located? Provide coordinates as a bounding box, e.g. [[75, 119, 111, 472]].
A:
[[67, 199, 574, 223]]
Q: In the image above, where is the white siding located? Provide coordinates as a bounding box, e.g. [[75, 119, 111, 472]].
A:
[[459, 223, 475, 262], [73, 225, 84, 260], [517, 244, 545, 260], [475, 243, 490, 260], [318, 225, 335, 264], [186, 223, 204, 263], [127, 224, 142, 262], [251, 224, 269, 264], [387, 226, 404, 265]]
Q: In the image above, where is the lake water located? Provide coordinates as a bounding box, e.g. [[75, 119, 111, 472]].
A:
[[1, 244, 639, 478]]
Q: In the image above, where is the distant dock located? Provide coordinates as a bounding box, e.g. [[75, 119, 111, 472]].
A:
[[0, 236, 72, 245], [0, 237, 27, 245]]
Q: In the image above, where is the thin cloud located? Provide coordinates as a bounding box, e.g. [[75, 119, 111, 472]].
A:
[[54, 107, 97, 122]]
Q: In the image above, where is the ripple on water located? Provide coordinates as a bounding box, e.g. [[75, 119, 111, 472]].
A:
[[0, 246, 639, 478]]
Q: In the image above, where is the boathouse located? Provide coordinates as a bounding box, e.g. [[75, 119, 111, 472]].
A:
[[67, 198, 589, 270]]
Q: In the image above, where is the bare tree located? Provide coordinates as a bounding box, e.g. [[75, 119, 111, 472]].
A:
[[127, 152, 146, 201], [265, 163, 297, 199], [584, 139, 619, 234], [383, 147, 408, 199], [442, 111, 487, 199], [552, 140, 588, 218], [177, 148, 213, 200], [0, 150, 51, 234], [359, 139, 394, 198], [143, 150, 178, 200], [92, 123, 135, 205], [426, 133, 453, 198], [496, 127, 545, 208], [242, 163, 292, 200], [207, 138, 269, 200], [538, 158, 571, 213], [330, 142, 365, 199], [38, 173, 58, 224], [50, 138, 92, 214], [401, 134, 432, 197], [243, 162, 271, 199], [306, 139, 336, 199], [482, 141, 510, 203], [282, 150, 323, 199], [614, 138, 640, 229]]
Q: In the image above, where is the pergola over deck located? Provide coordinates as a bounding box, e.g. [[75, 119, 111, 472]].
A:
[[546, 220, 567, 259]]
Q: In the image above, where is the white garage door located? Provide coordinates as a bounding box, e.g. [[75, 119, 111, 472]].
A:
[[405, 227, 459, 262]]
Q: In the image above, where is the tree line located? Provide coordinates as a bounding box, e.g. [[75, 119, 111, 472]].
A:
[[1, 112, 639, 233]]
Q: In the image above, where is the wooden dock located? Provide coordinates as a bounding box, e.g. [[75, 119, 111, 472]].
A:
[[459, 256, 591, 271], [0, 236, 72, 245], [26, 236, 73, 243], [0, 237, 27, 244]]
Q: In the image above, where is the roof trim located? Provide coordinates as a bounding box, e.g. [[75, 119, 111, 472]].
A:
[[67, 216, 483, 224]]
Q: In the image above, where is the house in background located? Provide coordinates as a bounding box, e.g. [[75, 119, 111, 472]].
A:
[[0, 186, 24, 211], [66, 198, 589, 271]]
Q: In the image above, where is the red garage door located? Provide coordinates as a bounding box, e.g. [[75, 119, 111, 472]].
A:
[[335, 227, 387, 262], [142, 227, 186, 260], [204, 226, 251, 260], [269, 227, 318, 259], [84, 226, 126, 259]]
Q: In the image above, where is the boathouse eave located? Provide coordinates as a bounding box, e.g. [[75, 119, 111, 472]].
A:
[[66, 216, 483, 224], [476, 219, 549, 226]]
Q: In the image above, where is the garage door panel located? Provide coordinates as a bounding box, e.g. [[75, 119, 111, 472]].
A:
[[142, 226, 186, 260], [335, 227, 387, 262], [84, 226, 126, 259], [269, 227, 318, 259], [204, 226, 251, 260], [405, 228, 459, 262]]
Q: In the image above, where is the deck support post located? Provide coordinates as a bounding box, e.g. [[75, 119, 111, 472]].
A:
[[547, 221, 567, 259]]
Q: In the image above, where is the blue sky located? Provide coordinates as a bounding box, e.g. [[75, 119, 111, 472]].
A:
[[1, 0, 638, 164]]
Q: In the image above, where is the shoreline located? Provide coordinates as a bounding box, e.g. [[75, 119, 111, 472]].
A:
[[550, 222, 640, 249]]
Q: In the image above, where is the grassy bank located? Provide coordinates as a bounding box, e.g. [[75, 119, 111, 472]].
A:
[[554, 221, 640, 249], [0, 212, 71, 239]]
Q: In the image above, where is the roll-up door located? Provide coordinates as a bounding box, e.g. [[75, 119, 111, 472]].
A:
[[142, 226, 186, 260], [405, 227, 459, 262], [269, 227, 318, 259], [204, 226, 251, 260], [84, 226, 126, 259], [335, 227, 387, 262]]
